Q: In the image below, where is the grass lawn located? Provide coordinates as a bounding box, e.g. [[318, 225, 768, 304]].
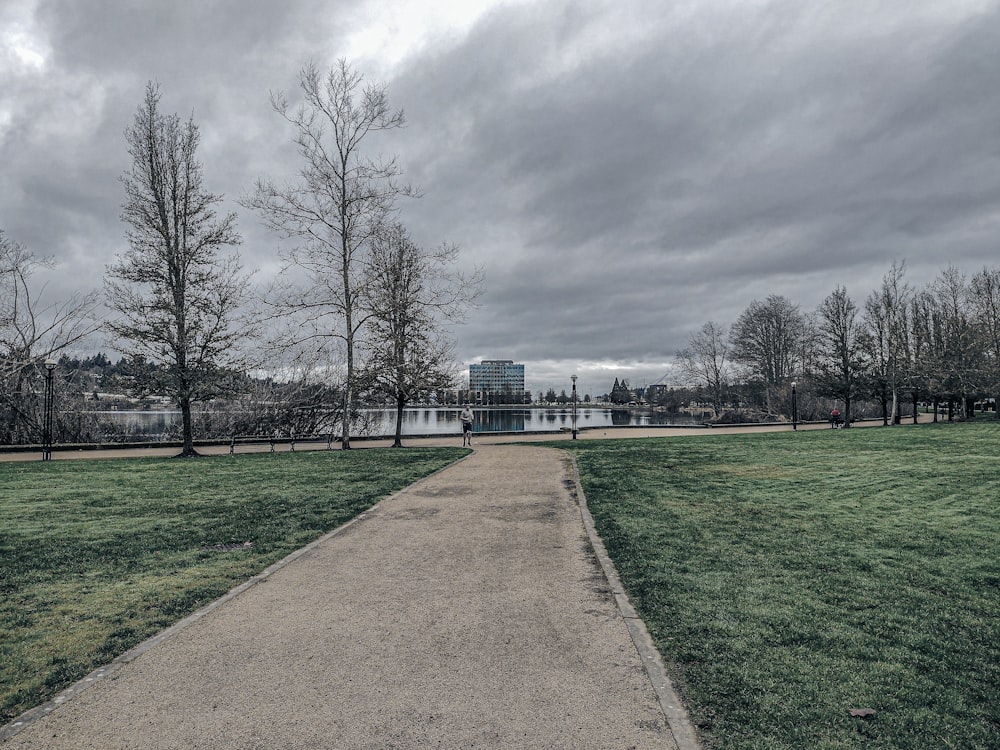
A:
[[565, 423, 999, 750], [0, 447, 466, 725]]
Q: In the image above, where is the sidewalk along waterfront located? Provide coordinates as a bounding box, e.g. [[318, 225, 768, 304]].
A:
[[0, 415, 931, 462]]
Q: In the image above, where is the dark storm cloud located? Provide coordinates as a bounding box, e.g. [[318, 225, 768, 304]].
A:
[[385, 0, 1000, 394], [2, 0, 999, 396]]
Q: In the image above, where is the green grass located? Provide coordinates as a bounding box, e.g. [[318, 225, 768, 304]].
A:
[[0, 447, 466, 724], [563, 423, 999, 750]]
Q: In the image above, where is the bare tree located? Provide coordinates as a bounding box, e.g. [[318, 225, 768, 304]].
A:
[[814, 286, 868, 425], [731, 295, 805, 385], [932, 266, 981, 418], [1, 231, 100, 444], [242, 59, 411, 449], [361, 222, 481, 447], [909, 289, 940, 422], [970, 266, 1000, 418], [863, 262, 911, 425], [676, 321, 730, 417], [730, 295, 806, 414], [106, 83, 252, 457]]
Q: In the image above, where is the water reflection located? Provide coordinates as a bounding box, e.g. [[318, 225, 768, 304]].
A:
[[373, 407, 702, 435], [92, 407, 704, 438], [86, 409, 181, 438]]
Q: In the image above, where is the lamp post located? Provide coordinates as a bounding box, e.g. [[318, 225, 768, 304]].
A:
[[571, 374, 578, 440], [791, 381, 798, 431], [42, 358, 56, 460]]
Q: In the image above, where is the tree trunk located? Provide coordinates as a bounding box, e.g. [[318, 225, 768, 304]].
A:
[[179, 397, 198, 457], [340, 384, 352, 449], [912, 392, 919, 424], [393, 394, 405, 448], [341, 242, 353, 450]]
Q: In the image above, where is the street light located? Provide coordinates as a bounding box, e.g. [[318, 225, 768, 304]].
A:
[[791, 381, 798, 431], [571, 374, 578, 440], [42, 358, 56, 460]]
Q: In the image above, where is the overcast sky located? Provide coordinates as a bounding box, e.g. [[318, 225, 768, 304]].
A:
[[3, 0, 999, 397]]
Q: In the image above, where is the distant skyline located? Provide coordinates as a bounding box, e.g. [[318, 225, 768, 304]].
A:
[[3, 0, 999, 398]]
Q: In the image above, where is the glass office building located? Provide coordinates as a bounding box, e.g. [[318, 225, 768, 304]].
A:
[[468, 360, 527, 403]]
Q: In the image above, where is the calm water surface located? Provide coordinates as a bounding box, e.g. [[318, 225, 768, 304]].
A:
[[390, 407, 703, 434], [93, 407, 704, 438]]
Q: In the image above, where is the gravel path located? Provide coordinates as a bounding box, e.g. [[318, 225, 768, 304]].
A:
[[2, 445, 690, 749]]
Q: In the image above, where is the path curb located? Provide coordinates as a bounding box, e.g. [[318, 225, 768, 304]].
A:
[[566, 452, 703, 750]]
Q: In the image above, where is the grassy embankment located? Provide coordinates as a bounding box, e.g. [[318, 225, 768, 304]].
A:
[[0, 447, 466, 725], [567, 423, 999, 750]]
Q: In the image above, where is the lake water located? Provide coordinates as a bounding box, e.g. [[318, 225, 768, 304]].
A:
[[91, 407, 705, 438], [387, 407, 704, 434]]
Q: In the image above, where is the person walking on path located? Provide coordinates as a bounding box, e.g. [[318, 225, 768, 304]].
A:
[[460, 403, 474, 446]]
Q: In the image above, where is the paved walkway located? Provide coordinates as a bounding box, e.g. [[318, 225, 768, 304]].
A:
[[1, 445, 696, 749]]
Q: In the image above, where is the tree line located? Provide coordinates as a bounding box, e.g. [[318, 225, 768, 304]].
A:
[[1, 60, 480, 453], [677, 261, 1000, 425], [6, 61, 996, 448]]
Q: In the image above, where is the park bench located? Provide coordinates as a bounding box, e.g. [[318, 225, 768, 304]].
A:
[[228, 433, 337, 455]]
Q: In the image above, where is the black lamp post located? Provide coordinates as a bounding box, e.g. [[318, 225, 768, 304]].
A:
[[42, 358, 56, 460], [571, 374, 578, 440], [791, 380, 798, 431]]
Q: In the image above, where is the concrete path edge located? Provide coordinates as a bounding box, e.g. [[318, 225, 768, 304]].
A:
[[565, 452, 703, 750], [0, 453, 474, 743]]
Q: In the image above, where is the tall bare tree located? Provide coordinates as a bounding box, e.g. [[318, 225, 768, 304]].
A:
[[1, 231, 100, 444], [932, 266, 981, 418], [814, 286, 868, 425], [909, 289, 940, 422], [970, 266, 1000, 418], [106, 83, 252, 457], [676, 321, 730, 417], [864, 262, 911, 425], [243, 59, 411, 449], [361, 222, 481, 447]]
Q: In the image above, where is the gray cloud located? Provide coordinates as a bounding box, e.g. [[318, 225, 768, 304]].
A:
[[2, 0, 999, 397]]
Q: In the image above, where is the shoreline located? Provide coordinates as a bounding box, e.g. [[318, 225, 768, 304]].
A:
[[0, 414, 940, 463]]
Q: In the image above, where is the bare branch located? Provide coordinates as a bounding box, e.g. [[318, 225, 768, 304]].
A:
[[241, 60, 411, 448]]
